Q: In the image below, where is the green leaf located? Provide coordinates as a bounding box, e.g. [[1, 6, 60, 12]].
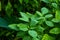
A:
[[16, 31, 25, 37], [52, 3, 58, 8], [32, 38, 39, 40], [0, 2, 1, 11], [42, 34, 55, 40], [5, 2, 13, 17], [38, 17, 46, 24], [28, 30, 38, 38], [41, 7, 49, 15], [49, 28, 60, 34], [36, 11, 43, 17], [0, 17, 8, 28], [41, 0, 50, 3], [45, 14, 53, 18], [45, 21, 54, 27], [19, 0, 23, 4], [23, 36, 31, 40], [36, 26, 45, 33], [8, 24, 18, 30], [55, 10, 60, 21], [17, 23, 28, 31], [19, 12, 29, 22], [51, 18, 60, 23], [24, 0, 29, 4], [30, 15, 38, 26], [50, 0, 58, 3], [26, 12, 33, 18], [38, 35, 43, 40]]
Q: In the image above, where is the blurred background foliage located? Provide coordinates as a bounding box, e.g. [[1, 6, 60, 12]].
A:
[[0, 0, 60, 40]]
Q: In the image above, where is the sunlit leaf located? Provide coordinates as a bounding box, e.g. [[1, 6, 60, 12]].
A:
[[51, 18, 60, 23], [19, 12, 29, 22], [28, 30, 38, 38], [45, 21, 54, 27], [41, 7, 49, 15], [17, 23, 28, 31], [49, 28, 60, 34], [45, 14, 53, 18], [55, 10, 60, 21], [52, 3, 58, 8], [36, 11, 43, 17], [8, 24, 18, 30], [42, 34, 55, 40]]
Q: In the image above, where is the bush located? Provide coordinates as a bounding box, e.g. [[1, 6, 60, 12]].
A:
[[0, 0, 60, 40]]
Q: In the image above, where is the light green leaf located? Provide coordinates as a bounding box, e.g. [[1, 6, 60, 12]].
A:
[[16, 31, 25, 37], [32, 38, 39, 40], [41, 7, 49, 15], [8, 24, 18, 30], [17, 23, 28, 31], [28, 30, 38, 38], [36, 11, 43, 17], [19, 12, 29, 22], [45, 21, 54, 27], [26, 12, 33, 18], [55, 10, 60, 21], [45, 14, 53, 18], [42, 34, 55, 40], [49, 28, 60, 34], [30, 16, 38, 26], [52, 3, 58, 8], [51, 18, 60, 23], [19, 18, 29, 22]]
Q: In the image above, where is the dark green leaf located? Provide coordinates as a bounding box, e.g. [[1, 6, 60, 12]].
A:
[[0, 17, 8, 28], [19, 0, 23, 4], [0, 2, 1, 11], [23, 36, 31, 40]]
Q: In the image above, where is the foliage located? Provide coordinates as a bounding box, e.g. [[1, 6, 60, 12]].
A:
[[0, 0, 60, 40]]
